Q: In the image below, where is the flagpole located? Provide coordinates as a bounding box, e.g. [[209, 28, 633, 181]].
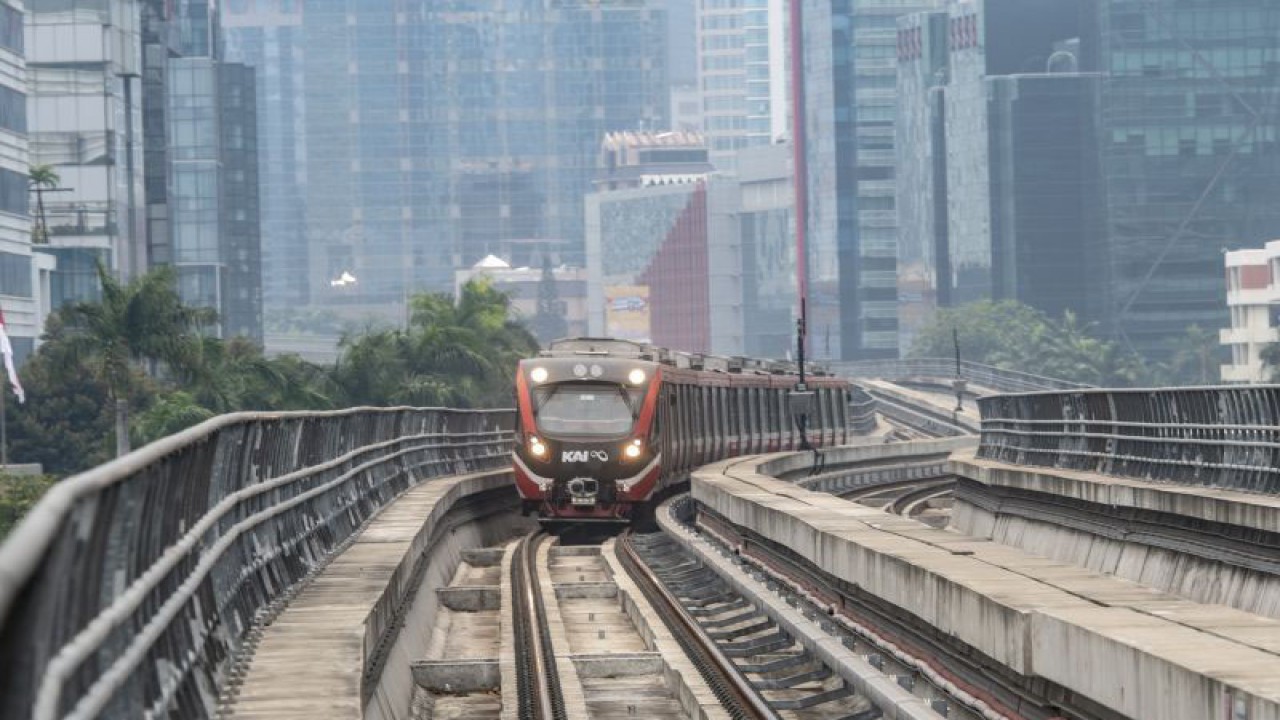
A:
[[1, 379, 7, 468]]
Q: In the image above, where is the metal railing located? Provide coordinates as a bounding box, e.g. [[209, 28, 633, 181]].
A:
[[832, 358, 1092, 394], [0, 407, 514, 720], [978, 387, 1280, 494]]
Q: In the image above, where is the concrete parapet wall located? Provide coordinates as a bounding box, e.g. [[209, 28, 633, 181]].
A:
[[760, 435, 975, 480], [692, 454, 1280, 720], [950, 449, 1280, 535], [950, 449, 1280, 619]]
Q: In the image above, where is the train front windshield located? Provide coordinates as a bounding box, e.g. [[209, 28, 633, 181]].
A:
[[535, 383, 634, 436]]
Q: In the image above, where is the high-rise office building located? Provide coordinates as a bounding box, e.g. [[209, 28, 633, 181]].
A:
[[798, 0, 935, 360], [1086, 0, 1280, 358], [222, 2, 307, 313], [3, 1, 55, 364], [227, 2, 667, 321], [150, 0, 262, 341], [27, 0, 147, 306], [28, 1, 261, 340], [698, 0, 790, 169], [737, 142, 796, 358], [896, 1, 1100, 351]]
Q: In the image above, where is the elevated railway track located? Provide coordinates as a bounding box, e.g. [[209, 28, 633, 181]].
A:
[[4, 365, 1274, 720]]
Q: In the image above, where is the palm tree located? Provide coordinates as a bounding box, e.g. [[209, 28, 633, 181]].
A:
[[59, 262, 213, 456], [28, 164, 60, 244], [332, 279, 538, 408], [187, 335, 334, 412], [1169, 324, 1223, 385]]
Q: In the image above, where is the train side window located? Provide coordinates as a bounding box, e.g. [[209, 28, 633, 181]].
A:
[[732, 386, 742, 438], [695, 385, 704, 443], [684, 385, 693, 464], [710, 386, 720, 447], [702, 385, 711, 444], [720, 387, 729, 443]]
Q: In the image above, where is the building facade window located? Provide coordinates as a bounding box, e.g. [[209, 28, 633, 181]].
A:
[[0, 3, 20, 54], [0, 168, 26, 216], [0, 251, 31, 297], [0, 85, 23, 133]]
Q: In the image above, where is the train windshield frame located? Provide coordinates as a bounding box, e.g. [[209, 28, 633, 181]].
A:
[[533, 382, 636, 437]]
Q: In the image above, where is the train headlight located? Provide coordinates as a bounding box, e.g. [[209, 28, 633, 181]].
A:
[[529, 437, 547, 458], [530, 367, 548, 384], [628, 368, 646, 385], [624, 439, 642, 459]]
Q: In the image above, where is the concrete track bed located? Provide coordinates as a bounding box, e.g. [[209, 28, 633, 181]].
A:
[[542, 543, 691, 719]]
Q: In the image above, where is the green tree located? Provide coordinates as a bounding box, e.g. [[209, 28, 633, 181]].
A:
[[911, 300, 1149, 386], [1259, 342, 1280, 382], [132, 391, 215, 447], [531, 256, 568, 345], [909, 300, 1055, 364], [58, 262, 213, 456], [28, 164, 60, 244], [1, 314, 121, 475], [0, 473, 58, 540], [333, 279, 538, 408], [1167, 324, 1224, 385], [185, 335, 334, 413]]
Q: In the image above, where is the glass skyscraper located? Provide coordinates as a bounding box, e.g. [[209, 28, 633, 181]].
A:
[[895, 1, 1100, 351], [223, 2, 308, 312], [228, 1, 667, 318], [800, 0, 935, 360], [1088, 0, 1280, 357], [697, 0, 789, 170]]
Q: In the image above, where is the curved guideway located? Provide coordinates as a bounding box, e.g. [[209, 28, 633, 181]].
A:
[[626, 531, 888, 720]]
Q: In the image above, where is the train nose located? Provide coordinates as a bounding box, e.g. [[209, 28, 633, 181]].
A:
[[566, 477, 599, 505]]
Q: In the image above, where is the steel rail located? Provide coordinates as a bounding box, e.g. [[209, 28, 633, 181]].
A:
[[616, 531, 779, 720], [833, 359, 1092, 393], [890, 484, 953, 517], [512, 532, 563, 720], [867, 388, 975, 437], [695, 508, 1094, 720]]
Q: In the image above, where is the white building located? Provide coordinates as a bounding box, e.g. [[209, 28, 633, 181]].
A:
[[1220, 243, 1280, 383], [27, 0, 145, 308], [696, 0, 790, 171], [3, 1, 55, 364], [455, 255, 589, 343]]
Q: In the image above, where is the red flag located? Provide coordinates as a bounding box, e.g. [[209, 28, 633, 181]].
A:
[[0, 305, 26, 404]]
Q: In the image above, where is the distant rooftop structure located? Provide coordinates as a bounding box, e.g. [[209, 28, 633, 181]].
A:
[[474, 254, 512, 270], [596, 130, 714, 191]]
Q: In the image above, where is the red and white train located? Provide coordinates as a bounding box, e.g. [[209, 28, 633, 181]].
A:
[[512, 338, 852, 525]]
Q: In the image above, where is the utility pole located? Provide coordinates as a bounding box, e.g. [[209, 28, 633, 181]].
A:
[[790, 297, 815, 451], [952, 326, 967, 422]]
